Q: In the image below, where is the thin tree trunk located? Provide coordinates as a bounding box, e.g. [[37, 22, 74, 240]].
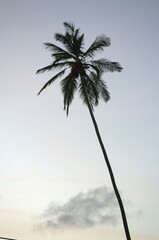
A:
[[85, 98, 131, 240]]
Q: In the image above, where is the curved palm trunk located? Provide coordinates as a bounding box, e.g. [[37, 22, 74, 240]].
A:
[[85, 98, 131, 240]]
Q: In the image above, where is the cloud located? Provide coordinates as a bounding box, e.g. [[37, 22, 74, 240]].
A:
[[36, 186, 119, 231]]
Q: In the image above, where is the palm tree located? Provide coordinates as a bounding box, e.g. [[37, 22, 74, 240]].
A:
[[36, 22, 131, 240]]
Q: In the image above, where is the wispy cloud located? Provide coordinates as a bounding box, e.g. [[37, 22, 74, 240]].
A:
[[36, 186, 119, 231]]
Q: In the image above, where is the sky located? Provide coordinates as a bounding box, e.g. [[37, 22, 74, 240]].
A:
[[0, 0, 159, 240]]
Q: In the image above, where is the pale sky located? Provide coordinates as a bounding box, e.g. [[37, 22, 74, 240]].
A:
[[0, 0, 159, 240]]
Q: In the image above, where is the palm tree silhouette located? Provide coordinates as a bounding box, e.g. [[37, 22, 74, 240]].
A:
[[36, 22, 131, 240]]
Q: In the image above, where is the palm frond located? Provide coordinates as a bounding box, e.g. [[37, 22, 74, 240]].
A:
[[79, 74, 98, 109], [63, 22, 75, 34], [54, 33, 74, 54], [87, 72, 110, 103], [36, 63, 55, 74], [91, 58, 123, 72], [36, 61, 71, 74], [52, 53, 74, 63], [61, 73, 78, 115], [55, 31, 84, 58], [55, 33, 69, 43], [73, 33, 84, 57], [44, 42, 75, 60], [78, 33, 84, 50], [79, 72, 110, 108], [97, 79, 110, 102], [86, 76, 99, 106], [110, 62, 123, 72], [84, 35, 111, 58], [74, 28, 80, 39], [38, 69, 66, 95], [51, 61, 72, 70], [83, 63, 101, 78], [56, 23, 84, 58]]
